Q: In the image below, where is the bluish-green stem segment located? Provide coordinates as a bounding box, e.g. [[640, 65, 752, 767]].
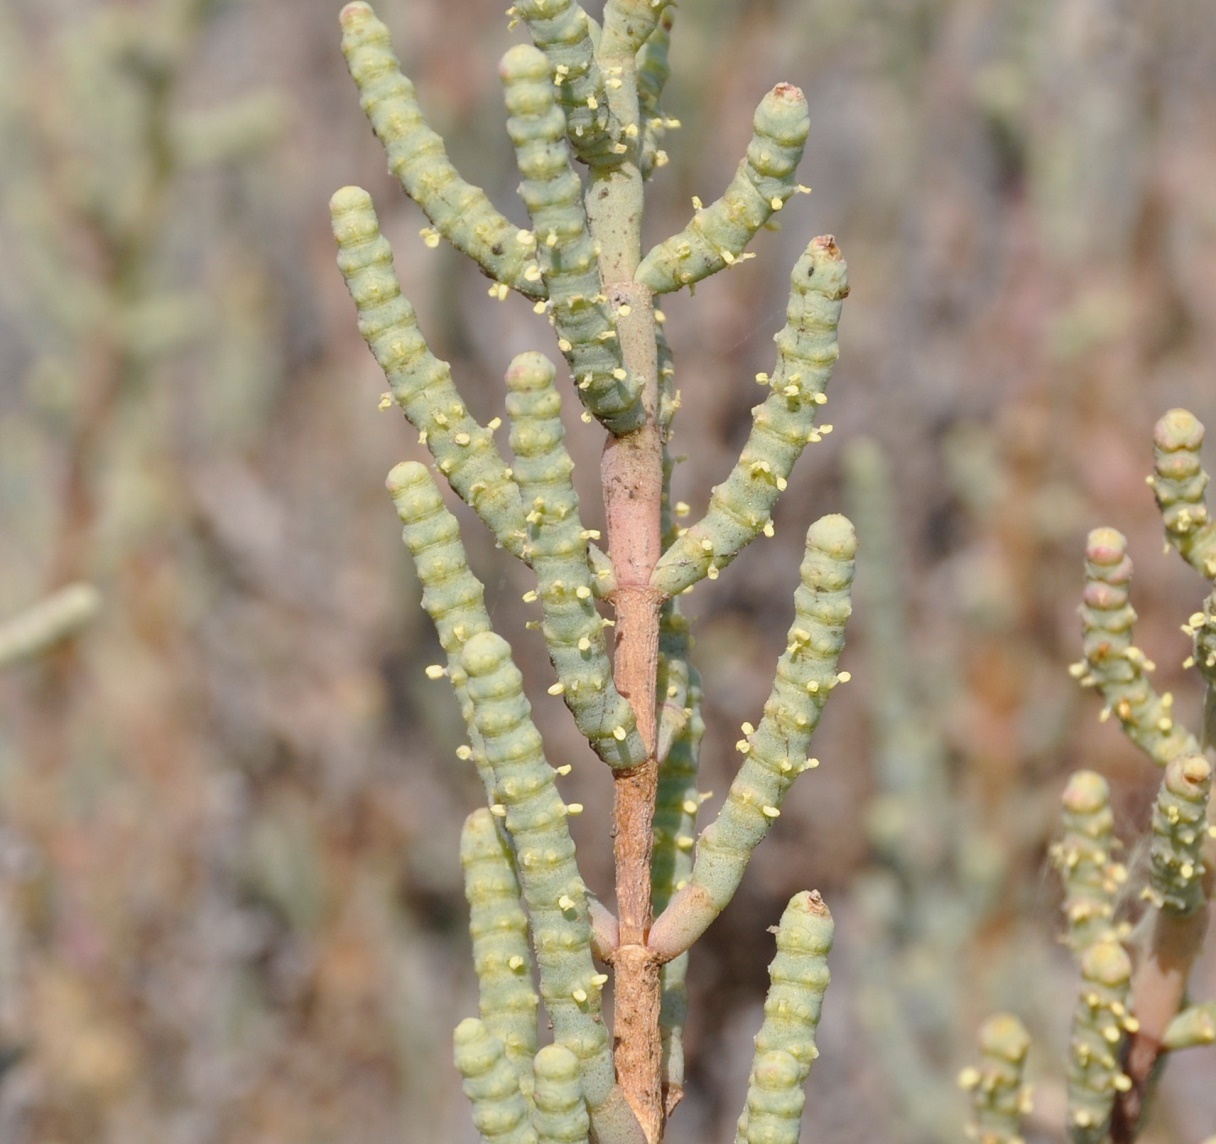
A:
[[736, 891, 833, 1144], [501, 45, 643, 435], [648, 514, 855, 961], [387, 461, 497, 794], [507, 0, 623, 168], [504, 350, 646, 768], [1065, 939, 1134, 1144], [1050, 770, 1124, 954], [454, 1018, 537, 1144], [635, 7, 674, 179], [1148, 408, 1216, 579], [461, 629, 642, 1144], [333, 188, 530, 559], [338, 2, 544, 298], [1145, 754, 1212, 916], [635, 84, 810, 295], [649, 238, 848, 599], [461, 809, 540, 1101], [1074, 527, 1200, 768], [532, 1044, 591, 1144], [957, 1014, 1032, 1144]]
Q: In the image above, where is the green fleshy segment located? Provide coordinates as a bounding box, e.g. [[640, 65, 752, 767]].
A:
[[651, 605, 703, 1095], [461, 809, 540, 1098], [1148, 408, 1216, 579], [650, 515, 854, 957], [532, 1044, 591, 1144], [1145, 754, 1212, 915], [1065, 940, 1134, 1144], [460, 630, 616, 1118], [600, 0, 672, 58], [1050, 771, 1125, 954], [500, 50, 643, 435], [737, 892, 833, 1141], [635, 7, 674, 179], [387, 461, 496, 793], [649, 238, 848, 599], [959, 1014, 1032, 1144], [508, 0, 623, 167], [453, 1018, 537, 1144], [338, 3, 543, 297], [504, 351, 645, 768], [735, 1049, 804, 1144], [1162, 1002, 1216, 1051], [635, 85, 810, 295], [333, 189, 529, 558], [1076, 528, 1201, 768]]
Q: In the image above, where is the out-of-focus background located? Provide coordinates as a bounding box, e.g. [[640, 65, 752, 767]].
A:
[[1, 0, 1215, 1141]]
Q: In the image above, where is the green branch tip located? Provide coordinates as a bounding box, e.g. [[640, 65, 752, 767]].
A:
[[386, 460, 497, 792], [1150, 408, 1216, 579], [453, 1018, 536, 1144], [1078, 526, 1201, 767], [461, 809, 540, 1095], [1051, 770, 1124, 954], [338, 2, 543, 297], [636, 84, 811, 295], [333, 188, 528, 557], [960, 1013, 1032, 1144], [1146, 753, 1212, 915], [650, 239, 849, 598], [532, 1044, 590, 1144], [736, 892, 832, 1141]]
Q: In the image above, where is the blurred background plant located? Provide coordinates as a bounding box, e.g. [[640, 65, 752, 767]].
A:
[[1, 0, 1215, 1142]]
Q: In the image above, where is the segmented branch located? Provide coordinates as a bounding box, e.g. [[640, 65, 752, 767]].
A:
[[736, 1050, 804, 1144], [508, 0, 624, 167], [649, 237, 847, 599], [1148, 408, 1216, 579], [460, 631, 616, 1119], [736, 891, 833, 1143], [338, 3, 543, 297], [501, 47, 643, 435], [461, 809, 540, 1099], [1065, 940, 1135, 1144], [648, 515, 855, 959], [532, 1044, 591, 1144], [1144, 754, 1212, 916], [333, 189, 529, 557], [504, 350, 646, 768], [453, 1018, 537, 1144], [958, 1014, 1032, 1144], [1050, 771, 1125, 954], [1075, 527, 1201, 767], [635, 85, 810, 295], [636, 8, 674, 179], [387, 461, 496, 793]]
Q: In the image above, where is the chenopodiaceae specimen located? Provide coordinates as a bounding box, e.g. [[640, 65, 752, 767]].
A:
[[965, 410, 1216, 1144], [331, 2, 851, 1140]]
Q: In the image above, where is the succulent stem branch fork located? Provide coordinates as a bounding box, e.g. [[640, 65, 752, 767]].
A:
[[330, 2, 850, 1140]]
